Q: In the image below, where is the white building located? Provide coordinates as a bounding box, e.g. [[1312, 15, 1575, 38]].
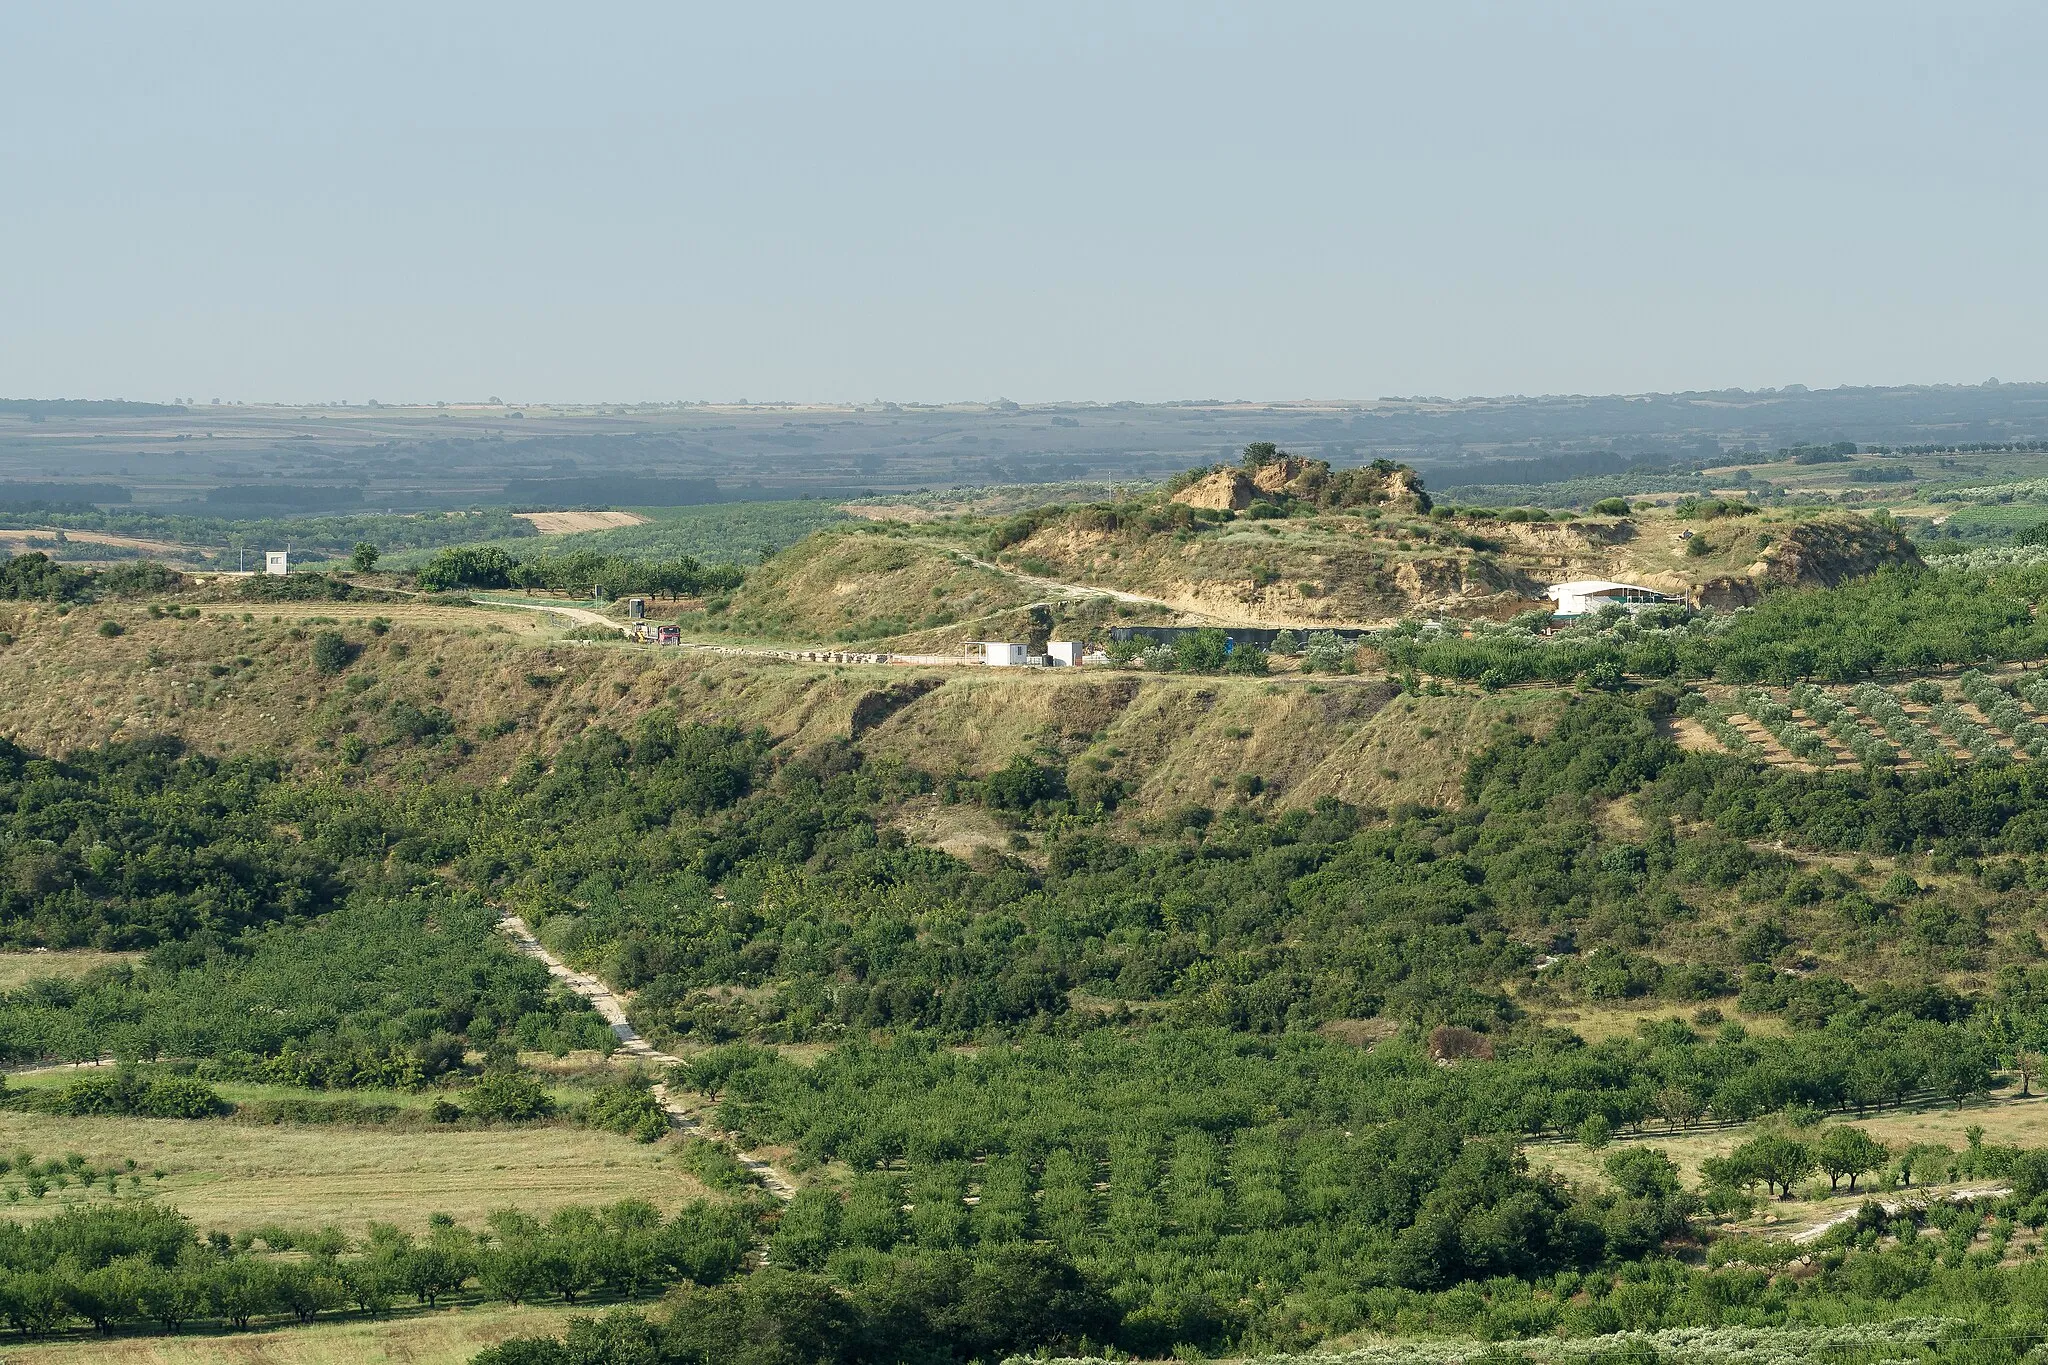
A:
[[1046, 640, 1083, 666], [1544, 579, 1670, 618], [970, 641, 1029, 666], [263, 551, 289, 576]]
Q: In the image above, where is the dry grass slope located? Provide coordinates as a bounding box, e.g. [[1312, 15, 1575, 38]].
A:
[[0, 599, 1548, 821], [857, 670, 1562, 816], [0, 1110, 707, 1235], [0, 950, 141, 993], [2, 1302, 580, 1364], [701, 529, 1042, 646]]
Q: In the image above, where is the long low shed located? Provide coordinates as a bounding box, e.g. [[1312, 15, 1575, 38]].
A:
[[1543, 580, 1671, 618]]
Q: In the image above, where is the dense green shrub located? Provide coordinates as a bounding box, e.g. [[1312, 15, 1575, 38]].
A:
[[0, 553, 187, 604], [1674, 496, 1759, 519], [0, 733, 346, 948], [383, 700, 454, 745], [464, 1069, 556, 1122], [22, 1067, 230, 1119], [584, 1075, 668, 1143], [0, 898, 610, 1077], [416, 545, 517, 591], [308, 630, 354, 674]]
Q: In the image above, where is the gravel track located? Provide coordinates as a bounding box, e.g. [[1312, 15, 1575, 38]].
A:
[[497, 914, 796, 1200]]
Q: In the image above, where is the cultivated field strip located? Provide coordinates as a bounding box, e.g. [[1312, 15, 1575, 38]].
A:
[[1711, 675, 2048, 770], [1789, 683, 1895, 767], [1849, 683, 1948, 764], [1929, 701, 2008, 762], [1737, 689, 1833, 763], [1675, 693, 1757, 754], [1962, 670, 2048, 757]]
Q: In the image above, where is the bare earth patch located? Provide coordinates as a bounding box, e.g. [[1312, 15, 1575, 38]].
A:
[[515, 510, 649, 533], [842, 503, 936, 523]]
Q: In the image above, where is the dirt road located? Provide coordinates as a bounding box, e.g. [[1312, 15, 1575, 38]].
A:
[[496, 914, 796, 1200], [472, 597, 615, 628], [1789, 1184, 2010, 1242], [475, 597, 954, 665], [474, 594, 1386, 679]]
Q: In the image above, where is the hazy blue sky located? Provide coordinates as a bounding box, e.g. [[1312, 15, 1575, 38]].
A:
[[4, 2, 2044, 403]]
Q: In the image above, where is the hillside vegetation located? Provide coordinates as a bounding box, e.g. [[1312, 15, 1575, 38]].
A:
[[14, 462, 2048, 1361]]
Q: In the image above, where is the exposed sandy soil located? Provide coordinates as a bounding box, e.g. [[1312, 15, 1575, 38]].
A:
[[892, 795, 1017, 860], [514, 510, 649, 533], [842, 503, 937, 522]]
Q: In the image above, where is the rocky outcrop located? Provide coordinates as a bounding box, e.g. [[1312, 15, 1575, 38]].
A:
[[1689, 518, 1919, 609], [1173, 455, 1433, 515], [1286, 458, 1431, 513], [1760, 518, 1921, 589], [1170, 469, 1255, 511], [1691, 577, 1762, 610], [1250, 456, 1312, 494]]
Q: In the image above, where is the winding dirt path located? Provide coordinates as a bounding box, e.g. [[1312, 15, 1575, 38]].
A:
[[1788, 1184, 2010, 1243], [470, 597, 615, 628], [475, 597, 932, 664], [497, 914, 796, 1200]]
